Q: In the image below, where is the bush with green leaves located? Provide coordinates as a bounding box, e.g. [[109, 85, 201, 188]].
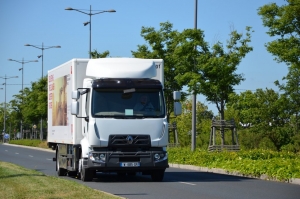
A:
[[168, 147, 300, 181]]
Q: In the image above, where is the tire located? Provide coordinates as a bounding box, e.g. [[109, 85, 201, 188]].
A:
[[151, 169, 165, 182], [56, 151, 66, 176], [80, 162, 94, 181]]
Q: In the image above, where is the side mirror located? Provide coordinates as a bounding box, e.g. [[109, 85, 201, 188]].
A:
[[174, 102, 182, 116], [72, 90, 80, 100], [71, 101, 79, 115], [173, 91, 182, 116], [173, 91, 181, 100]]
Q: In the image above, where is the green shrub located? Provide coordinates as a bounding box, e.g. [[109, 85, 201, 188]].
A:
[[168, 147, 300, 180], [9, 139, 47, 148]]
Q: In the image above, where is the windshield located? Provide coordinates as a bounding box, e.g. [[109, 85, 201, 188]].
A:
[[91, 88, 165, 118]]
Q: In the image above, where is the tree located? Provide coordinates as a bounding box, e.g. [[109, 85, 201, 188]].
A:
[[227, 89, 294, 150], [0, 97, 22, 138], [131, 22, 187, 121], [174, 27, 253, 145], [275, 64, 300, 134], [258, 0, 300, 65], [90, 49, 110, 58], [174, 27, 253, 121], [259, 0, 300, 134], [11, 77, 48, 139]]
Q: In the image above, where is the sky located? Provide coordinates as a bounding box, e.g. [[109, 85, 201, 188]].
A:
[[0, 0, 288, 115]]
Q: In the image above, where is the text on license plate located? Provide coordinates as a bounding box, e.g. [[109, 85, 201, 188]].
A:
[[120, 162, 140, 167]]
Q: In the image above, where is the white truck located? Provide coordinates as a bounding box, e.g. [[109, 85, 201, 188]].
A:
[[47, 58, 182, 182]]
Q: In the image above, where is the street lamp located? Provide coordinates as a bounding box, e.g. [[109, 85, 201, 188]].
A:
[[0, 75, 18, 140], [191, 0, 198, 151], [24, 43, 60, 140], [65, 5, 116, 58], [0, 87, 3, 141], [24, 43, 61, 78], [8, 58, 38, 96], [8, 59, 37, 140]]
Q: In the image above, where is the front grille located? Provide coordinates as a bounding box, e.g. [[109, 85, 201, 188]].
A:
[[119, 157, 140, 162], [108, 134, 151, 147]]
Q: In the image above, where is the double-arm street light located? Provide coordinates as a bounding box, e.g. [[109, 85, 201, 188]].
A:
[[65, 5, 116, 58], [0, 75, 18, 138], [24, 43, 60, 140], [8, 58, 38, 139], [0, 87, 3, 141], [24, 43, 61, 78], [8, 58, 38, 96]]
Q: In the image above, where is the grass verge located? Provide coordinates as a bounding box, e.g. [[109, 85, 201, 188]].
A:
[[0, 161, 121, 199], [9, 139, 49, 149]]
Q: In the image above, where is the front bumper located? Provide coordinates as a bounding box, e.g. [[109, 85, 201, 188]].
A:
[[83, 150, 169, 172]]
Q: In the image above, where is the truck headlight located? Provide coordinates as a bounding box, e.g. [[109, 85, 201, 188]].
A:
[[154, 152, 167, 162], [89, 152, 106, 163], [99, 154, 106, 162]]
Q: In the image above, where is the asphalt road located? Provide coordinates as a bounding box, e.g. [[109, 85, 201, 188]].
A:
[[1, 143, 299, 199]]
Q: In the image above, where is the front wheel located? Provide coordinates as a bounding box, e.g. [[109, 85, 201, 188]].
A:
[[151, 169, 165, 182], [81, 167, 94, 181]]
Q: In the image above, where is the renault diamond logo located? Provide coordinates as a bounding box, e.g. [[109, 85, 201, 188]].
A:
[[126, 135, 134, 144]]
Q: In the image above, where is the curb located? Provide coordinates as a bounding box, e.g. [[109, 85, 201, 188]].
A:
[[169, 163, 300, 186]]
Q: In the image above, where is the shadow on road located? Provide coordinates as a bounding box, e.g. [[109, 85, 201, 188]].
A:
[[67, 170, 252, 183]]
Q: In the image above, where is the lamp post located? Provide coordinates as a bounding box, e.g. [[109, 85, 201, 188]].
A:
[[65, 5, 116, 58], [8, 58, 38, 96], [191, 0, 198, 151], [0, 88, 3, 142], [24, 43, 60, 141], [0, 75, 18, 141], [24, 43, 61, 78], [8, 58, 38, 140]]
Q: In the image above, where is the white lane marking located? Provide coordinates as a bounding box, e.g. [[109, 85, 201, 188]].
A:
[[29, 155, 33, 157], [179, 181, 196, 186], [15, 153, 19, 154], [46, 158, 52, 161], [5, 150, 8, 152]]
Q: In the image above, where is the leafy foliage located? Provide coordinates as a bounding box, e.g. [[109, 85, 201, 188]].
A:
[[170, 98, 213, 148], [168, 147, 300, 180], [90, 49, 110, 58], [227, 89, 295, 151], [174, 26, 253, 121], [9, 139, 46, 148], [258, 0, 300, 65]]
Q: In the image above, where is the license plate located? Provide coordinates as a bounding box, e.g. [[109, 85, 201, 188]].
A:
[[120, 162, 140, 167]]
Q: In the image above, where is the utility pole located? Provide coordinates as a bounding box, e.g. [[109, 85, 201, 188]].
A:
[[191, 0, 198, 152]]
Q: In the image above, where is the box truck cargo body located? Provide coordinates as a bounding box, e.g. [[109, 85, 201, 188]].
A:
[[47, 58, 181, 182]]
